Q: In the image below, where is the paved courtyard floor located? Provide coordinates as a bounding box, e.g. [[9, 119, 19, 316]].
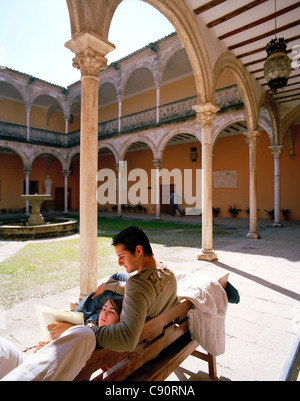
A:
[[0, 214, 299, 381]]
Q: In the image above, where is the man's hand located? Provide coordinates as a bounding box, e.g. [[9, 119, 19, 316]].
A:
[[91, 283, 105, 299], [34, 341, 50, 353], [47, 322, 74, 340]]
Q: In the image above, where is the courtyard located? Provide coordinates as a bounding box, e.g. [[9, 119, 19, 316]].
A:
[[0, 213, 299, 381]]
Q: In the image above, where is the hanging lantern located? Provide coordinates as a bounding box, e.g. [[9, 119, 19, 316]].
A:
[[190, 147, 198, 162], [264, 37, 291, 93]]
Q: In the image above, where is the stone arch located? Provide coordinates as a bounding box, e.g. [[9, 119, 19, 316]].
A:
[[99, 81, 118, 109], [213, 52, 258, 132], [0, 78, 26, 103], [99, 77, 118, 93], [160, 47, 193, 84], [212, 110, 247, 146], [0, 142, 28, 167], [65, 146, 80, 170], [29, 148, 65, 169], [68, 86, 81, 106], [66, 0, 212, 102], [280, 104, 300, 144], [121, 65, 156, 98], [258, 91, 279, 145], [118, 135, 156, 161], [98, 141, 118, 163], [31, 91, 65, 112], [158, 127, 201, 160]]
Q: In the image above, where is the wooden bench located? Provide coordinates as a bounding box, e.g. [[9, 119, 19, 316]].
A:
[[74, 272, 229, 381]]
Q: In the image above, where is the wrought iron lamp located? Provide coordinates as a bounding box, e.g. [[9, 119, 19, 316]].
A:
[[190, 147, 198, 162], [264, 0, 291, 93]]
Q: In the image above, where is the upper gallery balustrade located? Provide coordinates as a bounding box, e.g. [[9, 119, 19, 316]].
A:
[[0, 85, 243, 147]]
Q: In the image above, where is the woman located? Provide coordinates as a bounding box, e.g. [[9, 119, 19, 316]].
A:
[[76, 271, 129, 325], [35, 296, 123, 352], [88, 296, 122, 328]]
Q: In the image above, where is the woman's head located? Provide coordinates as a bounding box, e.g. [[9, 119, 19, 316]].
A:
[[98, 296, 122, 327]]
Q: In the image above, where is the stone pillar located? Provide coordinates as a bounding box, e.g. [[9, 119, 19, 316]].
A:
[[155, 81, 160, 124], [64, 115, 69, 134], [193, 103, 219, 262], [269, 145, 284, 227], [65, 32, 115, 300], [63, 170, 69, 213], [115, 162, 122, 217], [117, 95, 122, 133], [153, 159, 162, 220], [244, 131, 261, 239], [25, 104, 31, 141], [24, 167, 31, 214]]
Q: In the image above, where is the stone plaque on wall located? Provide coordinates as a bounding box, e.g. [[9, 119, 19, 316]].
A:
[[213, 170, 237, 188]]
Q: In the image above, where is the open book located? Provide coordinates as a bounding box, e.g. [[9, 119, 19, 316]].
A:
[[35, 304, 84, 341]]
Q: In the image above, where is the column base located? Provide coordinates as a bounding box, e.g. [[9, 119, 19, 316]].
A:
[[246, 232, 261, 239], [272, 222, 282, 227], [197, 250, 218, 262]]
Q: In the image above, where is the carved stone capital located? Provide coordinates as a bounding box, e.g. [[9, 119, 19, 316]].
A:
[[244, 130, 261, 146], [153, 159, 162, 168], [193, 102, 220, 127], [65, 31, 115, 77], [73, 48, 108, 77], [269, 145, 285, 158]]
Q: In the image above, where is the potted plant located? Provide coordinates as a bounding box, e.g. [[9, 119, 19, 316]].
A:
[[228, 204, 242, 218], [136, 204, 144, 213], [213, 207, 220, 217], [264, 209, 274, 219], [281, 208, 291, 220]]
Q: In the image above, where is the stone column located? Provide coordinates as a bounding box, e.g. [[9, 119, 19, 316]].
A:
[[65, 33, 115, 300], [193, 103, 219, 262], [25, 104, 31, 141], [244, 131, 261, 239], [24, 167, 31, 214], [269, 145, 284, 227], [153, 159, 162, 220], [155, 81, 160, 124], [117, 95, 122, 133], [64, 115, 69, 134], [115, 162, 122, 217], [63, 170, 69, 213]]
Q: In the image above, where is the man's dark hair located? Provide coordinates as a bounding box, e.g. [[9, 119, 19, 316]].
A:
[[112, 226, 153, 257]]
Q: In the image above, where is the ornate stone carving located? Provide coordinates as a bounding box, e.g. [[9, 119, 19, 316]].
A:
[[244, 130, 261, 146], [193, 103, 220, 127], [73, 48, 108, 77]]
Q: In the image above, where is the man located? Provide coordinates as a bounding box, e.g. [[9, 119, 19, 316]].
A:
[[91, 225, 178, 351], [170, 192, 183, 217], [50, 226, 178, 351], [1, 226, 178, 380]]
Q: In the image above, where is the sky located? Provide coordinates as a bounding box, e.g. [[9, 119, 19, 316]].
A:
[[0, 0, 175, 87]]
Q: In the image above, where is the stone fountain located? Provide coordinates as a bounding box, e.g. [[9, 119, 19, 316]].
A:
[[0, 194, 78, 240], [21, 194, 51, 225]]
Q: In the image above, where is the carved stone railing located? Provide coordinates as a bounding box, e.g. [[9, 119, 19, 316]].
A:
[[0, 122, 80, 147], [1, 85, 244, 146]]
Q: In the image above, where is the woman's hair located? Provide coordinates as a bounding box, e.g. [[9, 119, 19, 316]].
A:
[[106, 295, 123, 317], [112, 225, 153, 257]]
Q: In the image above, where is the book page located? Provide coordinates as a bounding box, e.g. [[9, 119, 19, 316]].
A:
[[35, 304, 84, 341]]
